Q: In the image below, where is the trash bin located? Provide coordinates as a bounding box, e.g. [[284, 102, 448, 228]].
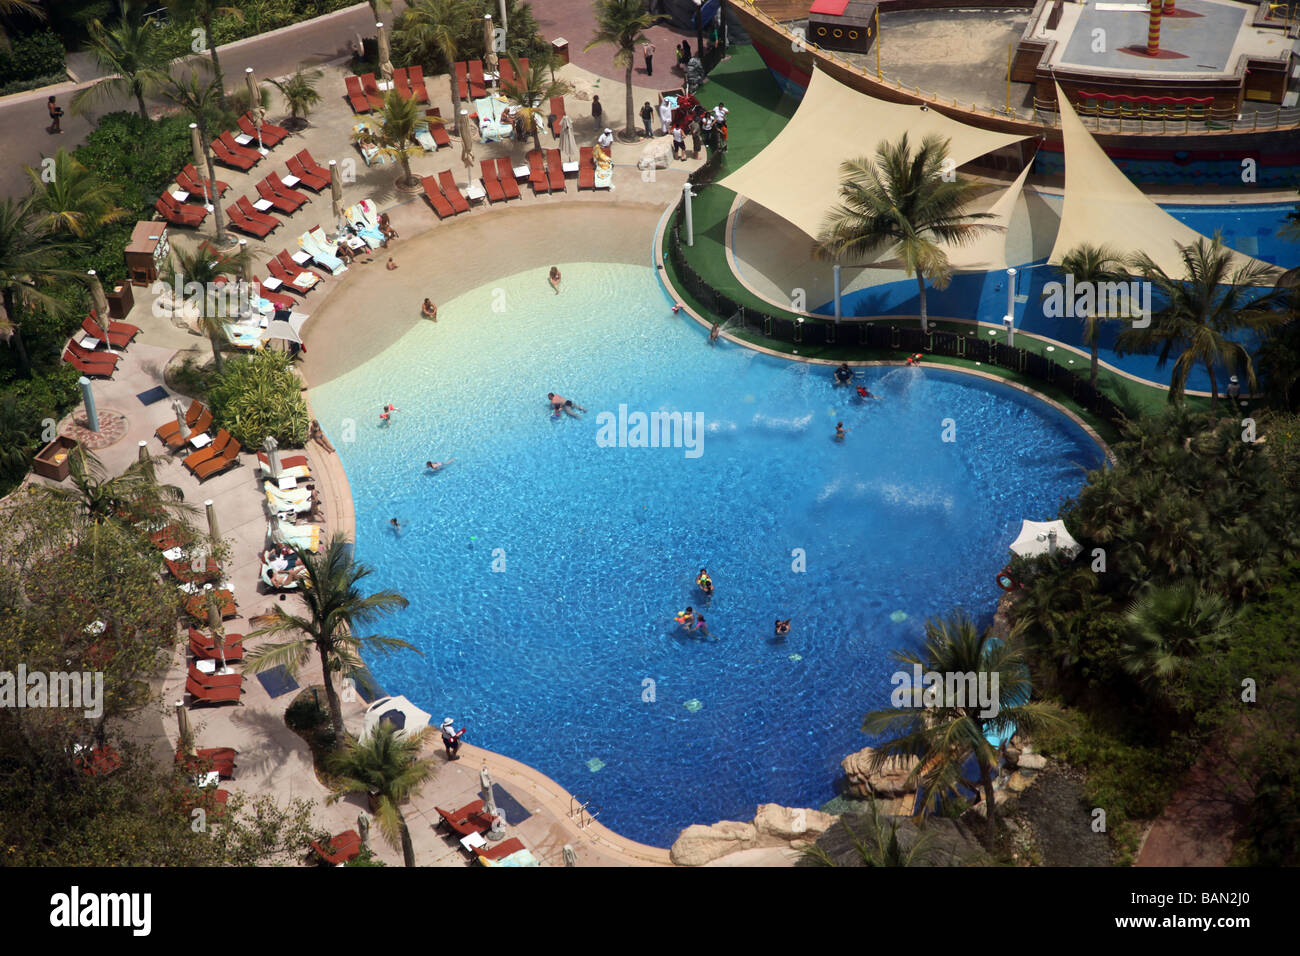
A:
[[551, 37, 569, 66]]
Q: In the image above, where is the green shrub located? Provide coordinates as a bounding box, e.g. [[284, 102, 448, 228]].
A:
[[207, 349, 309, 449], [285, 691, 328, 732], [73, 113, 193, 219], [0, 30, 66, 85]]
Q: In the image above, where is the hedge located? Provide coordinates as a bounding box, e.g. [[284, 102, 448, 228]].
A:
[[0, 30, 66, 86]]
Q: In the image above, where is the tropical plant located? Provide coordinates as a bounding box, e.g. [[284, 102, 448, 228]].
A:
[[1117, 237, 1286, 407], [244, 533, 416, 743], [43, 445, 193, 529], [497, 53, 572, 154], [1055, 243, 1130, 389], [398, 0, 475, 112], [24, 148, 128, 239], [803, 798, 940, 867], [860, 610, 1062, 843], [268, 63, 323, 130], [585, 0, 658, 142], [0, 0, 43, 49], [1120, 581, 1237, 694], [207, 347, 310, 447], [165, 0, 243, 104], [160, 68, 232, 244], [0, 196, 79, 376], [71, 0, 174, 122], [353, 90, 425, 188], [816, 133, 995, 331], [326, 721, 435, 866], [158, 239, 248, 371]]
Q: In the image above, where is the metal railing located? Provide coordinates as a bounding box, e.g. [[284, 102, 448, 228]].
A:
[[1033, 98, 1300, 134], [569, 794, 600, 829]]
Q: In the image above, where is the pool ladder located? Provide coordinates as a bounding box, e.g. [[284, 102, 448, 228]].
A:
[[569, 794, 600, 830]]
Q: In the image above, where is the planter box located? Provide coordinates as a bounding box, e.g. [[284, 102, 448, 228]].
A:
[[33, 436, 79, 482]]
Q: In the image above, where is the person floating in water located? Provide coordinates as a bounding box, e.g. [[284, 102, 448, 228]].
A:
[[549, 266, 562, 294], [695, 614, 711, 638], [696, 568, 713, 595], [834, 363, 853, 386], [675, 606, 696, 630], [774, 618, 791, 637], [426, 459, 456, 472], [380, 402, 399, 425], [548, 393, 586, 417], [834, 421, 848, 442], [856, 385, 875, 400], [389, 518, 402, 533], [709, 322, 720, 345]]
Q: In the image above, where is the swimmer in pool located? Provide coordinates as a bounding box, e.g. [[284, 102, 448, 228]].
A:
[[389, 518, 402, 533], [835, 421, 848, 442], [696, 568, 713, 595], [856, 385, 876, 400], [695, 614, 710, 638], [774, 618, 791, 637], [709, 322, 720, 345], [834, 363, 853, 386], [676, 606, 695, 630], [426, 459, 456, 472], [549, 266, 561, 293], [548, 393, 586, 417]]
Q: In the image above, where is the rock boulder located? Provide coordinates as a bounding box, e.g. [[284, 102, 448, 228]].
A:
[[842, 747, 919, 799], [753, 804, 836, 845], [670, 821, 757, 866]]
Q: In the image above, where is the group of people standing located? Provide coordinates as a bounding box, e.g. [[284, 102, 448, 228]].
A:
[[637, 95, 729, 161]]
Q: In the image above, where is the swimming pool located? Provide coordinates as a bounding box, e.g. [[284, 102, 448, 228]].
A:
[[311, 262, 1105, 847]]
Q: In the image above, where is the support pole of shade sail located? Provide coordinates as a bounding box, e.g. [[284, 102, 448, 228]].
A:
[[683, 181, 695, 247], [79, 376, 99, 433], [833, 262, 842, 325], [1006, 267, 1017, 320]]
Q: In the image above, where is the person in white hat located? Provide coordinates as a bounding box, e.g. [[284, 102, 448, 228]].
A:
[[440, 718, 466, 759], [597, 127, 614, 150], [1226, 375, 1241, 402]]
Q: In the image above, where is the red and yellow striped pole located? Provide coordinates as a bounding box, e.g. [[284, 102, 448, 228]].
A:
[[1161, 0, 1175, 14], [1147, 0, 1163, 55]]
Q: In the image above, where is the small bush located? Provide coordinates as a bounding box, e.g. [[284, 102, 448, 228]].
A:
[[285, 691, 328, 732], [0, 30, 66, 86], [73, 113, 193, 219], [208, 349, 309, 449]]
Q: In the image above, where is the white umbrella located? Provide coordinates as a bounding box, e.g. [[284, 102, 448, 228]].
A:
[[362, 695, 431, 741], [1008, 519, 1080, 560], [376, 21, 393, 82], [483, 15, 497, 77], [459, 108, 474, 173], [559, 114, 577, 161], [260, 312, 307, 345], [245, 68, 266, 154], [480, 765, 506, 840], [172, 399, 191, 443], [330, 160, 344, 237], [263, 435, 281, 480]]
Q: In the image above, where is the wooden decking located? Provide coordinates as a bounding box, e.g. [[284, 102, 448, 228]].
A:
[[753, 0, 813, 21]]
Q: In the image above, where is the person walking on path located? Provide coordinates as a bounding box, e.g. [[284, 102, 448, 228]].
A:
[[689, 118, 701, 159], [640, 101, 654, 138], [591, 94, 603, 128], [440, 718, 466, 759], [48, 96, 63, 134], [659, 99, 673, 136], [671, 124, 685, 161], [643, 41, 655, 76]]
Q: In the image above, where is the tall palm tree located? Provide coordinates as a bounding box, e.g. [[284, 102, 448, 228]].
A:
[[0, 0, 43, 48], [245, 533, 416, 743], [1056, 243, 1129, 389], [269, 64, 324, 131], [399, 0, 475, 114], [71, 1, 174, 122], [1120, 581, 1237, 693], [355, 90, 425, 189], [326, 722, 435, 867], [45, 446, 193, 528], [160, 68, 230, 244], [165, 0, 243, 104], [24, 149, 128, 239], [159, 240, 248, 372], [816, 133, 995, 331], [498, 53, 573, 155], [1118, 237, 1286, 407], [860, 610, 1061, 843], [0, 197, 79, 376], [585, 0, 658, 143]]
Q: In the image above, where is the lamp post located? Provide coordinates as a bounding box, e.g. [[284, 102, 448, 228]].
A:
[[683, 181, 696, 246], [833, 262, 842, 325]]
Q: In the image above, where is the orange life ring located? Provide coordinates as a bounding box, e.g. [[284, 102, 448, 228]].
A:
[[996, 567, 1018, 591]]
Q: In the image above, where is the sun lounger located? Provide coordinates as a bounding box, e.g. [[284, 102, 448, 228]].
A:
[[435, 799, 484, 830], [421, 176, 456, 219], [268, 170, 311, 207], [218, 131, 262, 167], [454, 61, 470, 101], [176, 746, 237, 777], [187, 664, 243, 688], [494, 157, 522, 200], [474, 837, 526, 862], [550, 96, 565, 137], [526, 149, 549, 194], [82, 313, 136, 350], [393, 67, 412, 101], [179, 163, 229, 198], [577, 146, 596, 191], [156, 399, 203, 446], [285, 155, 327, 191], [300, 227, 346, 275], [239, 111, 287, 147], [192, 437, 241, 482], [183, 428, 231, 472], [425, 108, 451, 148], [360, 72, 386, 110], [156, 192, 207, 227], [186, 676, 241, 705], [65, 340, 119, 376], [436, 170, 470, 213], [468, 59, 487, 98], [149, 523, 185, 550], [165, 554, 221, 585], [256, 179, 302, 215], [480, 160, 505, 203], [345, 74, 371, 113], [345, 206, 384, 247], [270, 251, 320, 293], [188, 627, 244, 662], [227, 199, 276, 238], [498, 58, 515, 87], [408, 64, 430, 103], [184, 588, 237, 622], [164, 407, 212, 451], [63, 348, 115, 377], [270, 517, 321, 552], [517, 57, 530, 78], [256, 451, 310, 478], [211, 136, 256, 171], [295, 149, 330, 182], [311, 829, 362, 865], [438, 805, 496, 838], [265, 482, 313, 515], [545, 148, 566, 192], [413, 122, 437, 152]]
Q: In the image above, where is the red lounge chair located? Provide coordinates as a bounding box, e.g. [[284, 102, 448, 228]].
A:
[[66, 340, 120, 373], [251, 276, 295, 311], [166, 555, 221, 585], [156, 400, 203, 446], [426, 108, 452, 148], [498, 58, 515, 87], [239, 111, 287, 147], [393, 67, 412, 101], [89, 308, 140, 348], [268, 170, 310, 206], [474, 837, 526, 862], [421, 176, 455, 219], [149, 524, 184, 550], [276, 250, 322, 288], [219, 131, 261, 164], [235, 196, 280, 236], [480, 160, 505, 203], [526, 149, 549, 194], [176, 746, 237, 777], [311, 829, 362, 865], [192, 437, 241, 482], [550, 95, 565, 137], [184, 589, 237, 622], [186, 676, 241, 705], [437, 170, 470, 213], [63, 348, 115, 377], [267, 257, 312, 297], [212, 133, 259, 170], [578, 146, 595, 191], [295, 149, 330, 181], [257, 450, 308, 472], [285, 156, 327, 191], [345, 74, 371, 113], [454, 61, 470, 101], [467, 59, 487, 98], [166, 407, 213, 452], [360, 73, 385, 110], [187, 664, 242, 688], [82, 314, 135, 350], [76, 744, 123, 776], [183, 428, 231, 473], [546, 148, 566, 192], [438, 806, 496, 838], [180, 163, 229, 198], [256, 179, 302, 215], [435, 799, 484, 830], [156, 193, 206, 227], [188, 627, 244, 662], [226, 202, 273, 239], [408, 64, 430, 103], [495, 157, 521, 200]]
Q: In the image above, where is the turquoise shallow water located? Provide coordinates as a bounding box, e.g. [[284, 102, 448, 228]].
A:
[[310, 261, 1105, 847]]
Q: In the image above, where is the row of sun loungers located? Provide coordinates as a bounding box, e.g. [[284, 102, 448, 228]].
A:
[[455, 58, 531, 101], [346, 67, 430, 114], [62, 309, 141, 376], [434, 799, 530, 863]]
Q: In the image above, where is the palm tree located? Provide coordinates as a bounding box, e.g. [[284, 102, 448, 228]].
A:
[[71, 1, 174, 122], [0, 0, 43, 48], [1117, 237, 1286, 407], [46, 446, 192, 528], [399, 0, 475, 114], [160, 68, 230, 244], [1120, 581, 1237, 693], [24, 149, 128, 239], [159, 240, 248, 372], [803, 798, 940, 867], [816, 133, 995, 331], [498, 54, 573, 155], [269, 64, 324, 131], [860, 610, 1061, 843], [585, 0, 658, 143], [327, 722, 434, 866], [165, 0, 243, 104], [0, 197, 79, 376], [355, 90, 425, 189], [245, 533, 416, 743], [1055, 243, 1129, 389]]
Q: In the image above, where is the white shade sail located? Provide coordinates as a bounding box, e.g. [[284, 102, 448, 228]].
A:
[[362, 695, 431, 740], [1008, 519, 1080, 560]]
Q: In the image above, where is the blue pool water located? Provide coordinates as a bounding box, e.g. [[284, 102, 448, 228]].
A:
[[815, 201, 1298, 394], [311, 262, 1105, 847]]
